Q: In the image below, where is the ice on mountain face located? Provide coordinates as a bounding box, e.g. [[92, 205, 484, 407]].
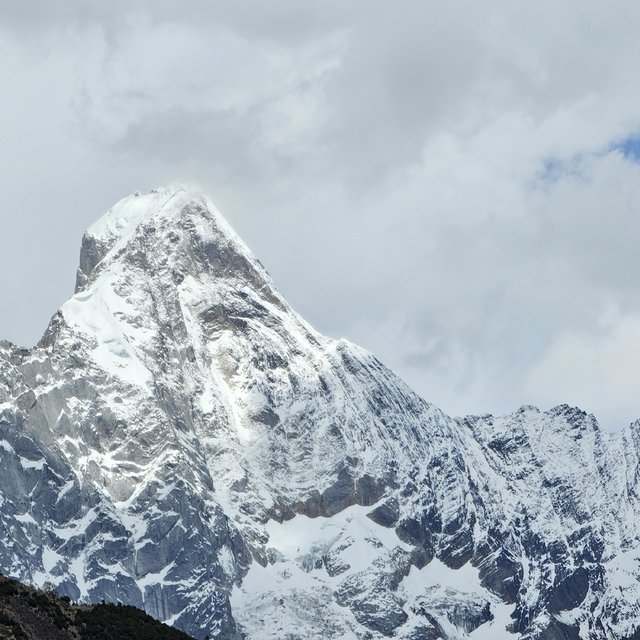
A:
[[233, 505, 513, 640], [3, 184, 640, 639], [61, 270, 153, 389], [401, 559, 516, 640]]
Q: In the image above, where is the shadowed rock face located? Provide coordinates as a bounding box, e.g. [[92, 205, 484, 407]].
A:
[[2, 184, 640, 639]]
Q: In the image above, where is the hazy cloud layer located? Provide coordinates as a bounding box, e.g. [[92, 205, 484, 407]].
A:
[[2, 1, 640, 429]]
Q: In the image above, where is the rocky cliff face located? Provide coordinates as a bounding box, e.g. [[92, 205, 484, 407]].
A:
[[2, 184, 640, 639]]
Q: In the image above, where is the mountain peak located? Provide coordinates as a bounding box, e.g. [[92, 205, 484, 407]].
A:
[[52, 183, 298, 394], [87, 183, 197, 242], [75, 183, 247, 293]]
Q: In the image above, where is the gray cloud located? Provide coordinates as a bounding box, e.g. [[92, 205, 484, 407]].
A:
[[2, 2, 640, 429]]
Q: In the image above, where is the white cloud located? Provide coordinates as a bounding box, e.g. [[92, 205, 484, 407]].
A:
[[524, 309, 640, 429], [1, 1, 640, 429]]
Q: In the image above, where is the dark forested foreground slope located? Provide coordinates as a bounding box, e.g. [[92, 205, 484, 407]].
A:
[[0, 574, 193, 640], [4, 184, 640, 639]]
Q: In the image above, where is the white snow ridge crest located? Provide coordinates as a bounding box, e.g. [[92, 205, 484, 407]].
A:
[[1, 184, 639, 639]]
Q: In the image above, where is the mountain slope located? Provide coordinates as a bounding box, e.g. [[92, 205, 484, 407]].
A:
[[1, 184, 640, 639]]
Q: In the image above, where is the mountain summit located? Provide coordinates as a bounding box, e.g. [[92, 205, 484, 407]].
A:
[[1, 186, 640, 639]]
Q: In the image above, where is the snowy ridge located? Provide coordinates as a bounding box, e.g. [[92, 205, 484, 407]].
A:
[[1, 184, 640, 639]]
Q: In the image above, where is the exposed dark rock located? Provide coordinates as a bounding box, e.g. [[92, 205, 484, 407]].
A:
[[547, 567, 589, 614], [367, 497, 400, 528]]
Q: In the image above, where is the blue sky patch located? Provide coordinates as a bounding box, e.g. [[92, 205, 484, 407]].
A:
[[611, 134, 640, 162], [535, 154, 588, 187]]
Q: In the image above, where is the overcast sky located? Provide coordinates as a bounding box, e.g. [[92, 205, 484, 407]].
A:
[[2, 2, 640, 430]]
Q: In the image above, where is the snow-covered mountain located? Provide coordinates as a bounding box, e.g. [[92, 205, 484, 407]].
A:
[[2, 184, 640, 640]]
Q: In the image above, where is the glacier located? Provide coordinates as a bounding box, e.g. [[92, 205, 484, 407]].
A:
[[2, 183, 640, 639]]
